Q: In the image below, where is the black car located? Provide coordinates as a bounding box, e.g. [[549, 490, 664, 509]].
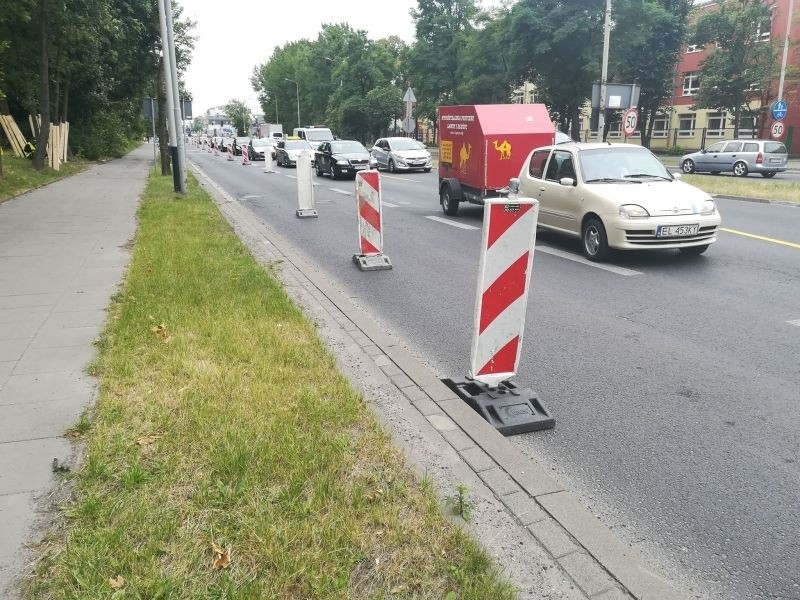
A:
[[231, 136, 250, 156], [314, 140, 375, 179]]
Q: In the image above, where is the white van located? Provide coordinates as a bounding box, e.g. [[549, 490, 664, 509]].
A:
[[292, 126, 334, 150]]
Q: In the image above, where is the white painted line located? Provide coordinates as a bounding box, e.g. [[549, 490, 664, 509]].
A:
[[382, 201, 399, 208], [536, 245, 643, 276], [383, 174, 419, 182], [286, 175, 297, 179], [329, 188, 351, 196], [425, 215, 480, 230], [788, 319, 800, 327]]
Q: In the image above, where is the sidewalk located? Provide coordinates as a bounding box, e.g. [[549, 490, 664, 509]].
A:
[[0, 145, 151, 598], [1, 145, 683, 599]]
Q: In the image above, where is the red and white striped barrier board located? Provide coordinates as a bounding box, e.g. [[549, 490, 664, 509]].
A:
[[469, 196, 539, 387], [226, 143, 234, 161], [353, 170, 391, 270], [242, 144, 250, 165]]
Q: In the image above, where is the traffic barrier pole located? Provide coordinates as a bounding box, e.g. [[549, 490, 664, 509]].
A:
[[227, 143, 234, 161], [353, 170, 391, 270], [442, 179, 553, 435], [214, 143, 219, 156], [295, 150, 317, 217], [242, 144, 250, 165]]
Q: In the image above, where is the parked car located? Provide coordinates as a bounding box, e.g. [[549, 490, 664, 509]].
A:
[[370, 137, 432, 172], [248, 137, 276, 161], [275, 139, 313, 167], [518, 143, 721, 261], [231, 136, 251, 156], [315, 140, 375, 179], [680, 139, 788, 177]]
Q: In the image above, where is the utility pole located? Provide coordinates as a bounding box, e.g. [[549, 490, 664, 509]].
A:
[[598, 0, 612, 140], [160, 0, 186, 194], [778, 0, 795, 101]]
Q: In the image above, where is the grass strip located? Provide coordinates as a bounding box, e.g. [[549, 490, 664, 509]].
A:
[[30, 171, 515, 599], [0, 154, 88, 203], [680, 173, 800, 203]]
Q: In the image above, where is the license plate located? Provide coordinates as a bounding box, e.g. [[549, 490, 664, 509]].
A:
[[769, 158, 782, 163], [657, 224, 699, 237], [354, 165, 367, 170]]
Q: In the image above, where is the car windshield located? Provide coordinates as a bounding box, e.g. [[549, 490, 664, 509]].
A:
[[285, 140, 312, 150], [331, 141, 367, 154], [579, 148, 672, 182], [305, 129, 333, 141], [251, 139, 272, 147], [235, 137, 250, 144], [389, 138, 423, 151]]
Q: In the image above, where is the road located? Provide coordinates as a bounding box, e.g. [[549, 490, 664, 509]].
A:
[[189, 147, 800, 600]]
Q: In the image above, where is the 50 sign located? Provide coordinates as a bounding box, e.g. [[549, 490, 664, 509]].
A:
[[622, 108, 638, 137]]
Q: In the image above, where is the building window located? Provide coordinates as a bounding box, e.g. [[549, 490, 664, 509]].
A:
[[738, 116, 756, 137], [685, 43, 701, 53], [707, 112, 727, 137], [683, 72, 700, 96], [678, 113, 696, 137], [652, 114, 669, 138], [608, 117, 622, 138]]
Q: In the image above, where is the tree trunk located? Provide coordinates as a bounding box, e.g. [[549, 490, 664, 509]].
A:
[[569, 105, 581, 142], [733, 105, 740, 139], [33, 0, 51, 171]]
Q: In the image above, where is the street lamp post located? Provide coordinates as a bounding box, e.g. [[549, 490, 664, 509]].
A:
[[285, 78, 300, 128]]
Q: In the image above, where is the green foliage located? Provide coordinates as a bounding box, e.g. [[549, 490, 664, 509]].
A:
[[690, 0, 776, 136], [446, 483, 473, 521], [224, 99, 251, 136]]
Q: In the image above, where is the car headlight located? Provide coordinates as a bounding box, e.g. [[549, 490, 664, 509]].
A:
[[619, 204, 650, 218], [369, 157, 377, 167], [700, 199, 716, 215], [337, 159, 349, 166]]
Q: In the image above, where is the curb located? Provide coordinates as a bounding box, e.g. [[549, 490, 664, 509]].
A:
[[191, 161, 685, 600]]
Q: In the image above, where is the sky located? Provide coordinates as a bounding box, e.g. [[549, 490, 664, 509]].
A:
[[183, 0, 501, 117], [184, 1, 420, 116]]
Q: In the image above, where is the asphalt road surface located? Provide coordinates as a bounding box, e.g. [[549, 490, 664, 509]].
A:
[[190, 147, 800, 600]]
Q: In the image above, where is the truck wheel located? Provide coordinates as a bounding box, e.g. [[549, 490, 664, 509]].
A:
[[440, 186, 459, 216], [581, 217, 609, 262]]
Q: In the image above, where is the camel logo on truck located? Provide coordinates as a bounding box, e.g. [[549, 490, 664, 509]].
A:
[[494, 139, 511, 160], [459, 143, 472, 173]]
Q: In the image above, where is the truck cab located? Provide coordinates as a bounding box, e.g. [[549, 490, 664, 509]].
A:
[[292, 126, 334, 150]]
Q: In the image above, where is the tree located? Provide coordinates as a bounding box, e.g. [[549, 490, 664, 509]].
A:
[[505, 0, 605, 140], [224, 99, 251, 136], [611, 0, 692, 147], [690, 0, 776, 138], [365, 85, 403, 139]]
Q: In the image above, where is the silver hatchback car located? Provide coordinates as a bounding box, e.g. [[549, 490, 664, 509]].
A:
[[680, 139, 788, 178]]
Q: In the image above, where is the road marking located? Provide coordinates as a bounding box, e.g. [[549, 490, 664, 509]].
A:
[[383, 174, 420, 182], [329, 188, 351, 196], [286, 175, 297, 179], [382, 201, 399, 208], [425, 215, 480, 230], [536, 245, 643, 276], [788, 319, 800, 327], [720, 227, 800, 249]]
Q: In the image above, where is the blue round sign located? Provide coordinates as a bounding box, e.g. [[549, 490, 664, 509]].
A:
[[772, 99, 788, 121]]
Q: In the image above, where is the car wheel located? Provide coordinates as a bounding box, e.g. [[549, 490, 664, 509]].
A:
[[330, 165, 338, 180], [424, 168, 431, 173], [315, 161, 324, 177], [761, 171, 776, 178], [581, 217, 610, 262], [681, 159, 695, 174], [389, 159, 396, 173], [440, 185, 459, 216], [733, 161, 749, 177], [679, 244, 709, 255]]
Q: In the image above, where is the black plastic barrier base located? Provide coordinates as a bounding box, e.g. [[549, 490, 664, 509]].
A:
[[441, 376, 554, 436], [353, 253, 392, 271]]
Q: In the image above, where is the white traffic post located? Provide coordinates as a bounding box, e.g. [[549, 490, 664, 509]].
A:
[[226, 143, 234, 161], [353, 170, 391, 270], [295, 150, 317, 218], [469, 181, 539, 386]]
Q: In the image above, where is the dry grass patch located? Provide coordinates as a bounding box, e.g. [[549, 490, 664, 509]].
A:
[[681, 173, 800, 203], [29, 173, 515, 599]]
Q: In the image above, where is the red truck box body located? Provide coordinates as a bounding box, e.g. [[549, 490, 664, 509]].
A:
[[438, 104, 556, 192]]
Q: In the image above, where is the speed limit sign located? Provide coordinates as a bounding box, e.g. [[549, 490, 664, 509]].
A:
[[622, 108, 638, 137], [771, 121, 785, 139]]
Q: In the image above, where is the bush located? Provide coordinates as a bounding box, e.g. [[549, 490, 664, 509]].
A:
[[663, 145, 688, 156]]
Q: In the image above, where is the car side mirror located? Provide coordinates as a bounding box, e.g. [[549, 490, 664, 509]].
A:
[[701, 149, 707, 154], [559, 177, 576, 187]]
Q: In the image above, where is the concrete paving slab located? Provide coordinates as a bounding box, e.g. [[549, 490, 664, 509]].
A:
[[0, 338, 31, 362], [0, 491, 37, 593], [0, 294, 58, 310], [12, 345, 96, 376], [0, 437, 71, 495], [43, 309, 107, 329], [29, 326, 100, 349], [0, 320, 44, 340], [0, 372, 91, 407], [0, 397, 85, 443], [559, 552, 618, 596], [54, 289, 119, 312]]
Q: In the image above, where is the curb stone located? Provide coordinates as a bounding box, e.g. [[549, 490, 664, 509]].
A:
[[190, 161, 688, 599]]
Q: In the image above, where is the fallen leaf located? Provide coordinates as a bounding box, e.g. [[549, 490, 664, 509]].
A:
[[212, 546, 231, 570], [136, 435, 157, 446], [109, 575, 125, 589]]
